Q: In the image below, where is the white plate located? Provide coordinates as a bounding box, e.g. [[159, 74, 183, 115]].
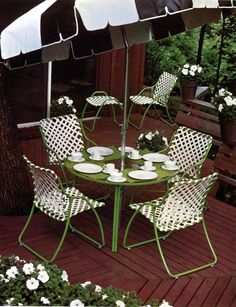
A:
[[140, 166, 156, 171], [87, 146, 113, 156], [89, 155, 104, 161], [118, 146, 134, 153], [127, 154, 142, 160], [128, 170, 158, 180], [107, 176, 127, 183], [73, 163, 102, 174], [68, 156, 85, 163], [162, 165, 179, 171], [143, 153, 169, 163]]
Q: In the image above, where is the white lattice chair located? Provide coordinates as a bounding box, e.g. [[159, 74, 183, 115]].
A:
[[127, 72, 178, 129], [19, 156, 105, 263], [123, 173, 218, 278], [167, 126, 213, 183], [39, 114, 96, 183], [81, 90, 123, 132]]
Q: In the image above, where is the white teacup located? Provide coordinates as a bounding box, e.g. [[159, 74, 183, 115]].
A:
[[91, 150, 102, 160], [110, 171, 123, 181], [144, 161, 153, 170], [130, 149, 140, 159], [103, 163, 115, 173], [164, 160, 176, 169], [71, 152, 83, 160]]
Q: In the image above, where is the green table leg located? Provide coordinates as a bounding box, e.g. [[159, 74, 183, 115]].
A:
[[112, 185, 122, 252]]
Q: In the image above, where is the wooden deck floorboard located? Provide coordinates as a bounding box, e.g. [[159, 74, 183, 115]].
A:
[[1, 115, 235, 306]]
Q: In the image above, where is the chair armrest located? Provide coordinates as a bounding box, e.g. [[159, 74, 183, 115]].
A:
[[78, 119, 97, 147], [138, 86, 153, 96]]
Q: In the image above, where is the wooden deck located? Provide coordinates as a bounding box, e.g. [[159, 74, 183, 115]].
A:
[[1, 115, 235, 306]]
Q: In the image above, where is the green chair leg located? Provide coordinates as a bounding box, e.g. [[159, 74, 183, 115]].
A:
[[127, 102, 152, 130], [18, 204, 71, 263], [153, 216, 217, 279], [69, 205, 105, 248]]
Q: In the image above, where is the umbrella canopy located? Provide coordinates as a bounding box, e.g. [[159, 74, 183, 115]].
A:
[[0, 0, 235, 170], [1, 0, 235, 68]]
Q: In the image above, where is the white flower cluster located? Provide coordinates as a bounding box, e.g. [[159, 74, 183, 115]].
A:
[[181, 63, 202, 77], [138, 131, 168, 146], [57, 95, 77, 113], [215, 88, 236, 112], [1, 256, 69, 306]]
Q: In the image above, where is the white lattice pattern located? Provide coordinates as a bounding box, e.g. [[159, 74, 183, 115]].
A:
[[86, 95, 122, 106], [24, 156, 105, 222], [130, 72, 177, 107], [40, 114, 84, 164], [168, 126, 213, 179], [130, 173, 218, 232]]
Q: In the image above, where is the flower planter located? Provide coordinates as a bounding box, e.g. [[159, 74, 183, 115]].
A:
[[180, 82, 198, 100], [219, 119, 236, 146]]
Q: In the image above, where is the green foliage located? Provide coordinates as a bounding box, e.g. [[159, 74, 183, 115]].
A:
[[145, 15, 236, 95], [0, 255, 170, 307]]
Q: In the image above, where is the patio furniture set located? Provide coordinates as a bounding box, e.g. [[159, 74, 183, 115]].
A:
[[19, 111, 218, 279]]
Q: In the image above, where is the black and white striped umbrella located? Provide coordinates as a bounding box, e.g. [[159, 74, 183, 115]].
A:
[[1, 0, 235, 68], [0, 0, 235, 170]]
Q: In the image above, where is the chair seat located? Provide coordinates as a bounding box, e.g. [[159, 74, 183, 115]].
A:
[[35, 187, 105, 222], [86, 96, 122, 106], [130, 198, 202, 232], [130, 95, 162, 106]]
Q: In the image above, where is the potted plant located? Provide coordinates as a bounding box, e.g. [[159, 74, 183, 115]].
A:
[[212, 88, 236, 145], [179, 63, 203, 100], [136, 130, 168, 152], [50, 96, 77, 117]]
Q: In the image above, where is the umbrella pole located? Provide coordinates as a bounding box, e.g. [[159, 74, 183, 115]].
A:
[[120, 29, 130, 171], [47, 61, 52, 118]]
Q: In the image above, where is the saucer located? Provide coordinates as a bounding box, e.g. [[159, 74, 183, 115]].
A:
[[127, 154, 142, 160], [107, 176, 127, 183], [162, 165, 179, 171], [68, 156, 85, 163], [140, 166, 156, 171], [89, 155, 104, 161]]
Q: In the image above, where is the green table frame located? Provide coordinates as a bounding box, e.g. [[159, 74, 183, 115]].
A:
[[65, 146, 177, 252]]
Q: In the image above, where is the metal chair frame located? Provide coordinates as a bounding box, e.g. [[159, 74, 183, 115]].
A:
[[81, 91, 123, 132], [123, 173, 218, 278], [19, 156, 105, 263], [127, 72, 178, 129]]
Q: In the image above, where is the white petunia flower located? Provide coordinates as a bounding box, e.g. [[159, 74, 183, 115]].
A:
[[23, 263, 34, 275], [224, 96, 234, 106], [37, 270, 49, 283], [70, 299, 85, 307], [73, 108, 77, 113], [162, 136, 168, 146], [197, 66, 202, 73], [57, 98, 63, 105], [95, 285, 102, 292], [102, 294, 108, 300], [191, 65, 198, 72], [61, 270, 69, 282], [15, 256, 20, 261], [37, 264, 45, 271], [116, 300, 125, 307], [182, 68, 188, 75], [184, 63, 190, 68], [138, 133, 144, 140], [145, 132, 152, 140], [159, 300, 173, 307], [6, 266, 18, 279], [6, 298, 14, 305], [81, 281, 91, 287], [189, 70, 195, 76], [40, 297, 50, 305], [26, 278, 39, 290]]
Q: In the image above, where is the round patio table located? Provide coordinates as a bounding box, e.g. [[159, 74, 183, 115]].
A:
[[64, 146, 178, 252]]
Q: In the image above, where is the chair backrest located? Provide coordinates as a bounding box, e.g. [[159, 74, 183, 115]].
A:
[[157, 173, 218, 232], [153, 72, 178, 106], [23, 156, 68, 215], [40, 114, 84, 164], [168, 126, 213, 178]]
